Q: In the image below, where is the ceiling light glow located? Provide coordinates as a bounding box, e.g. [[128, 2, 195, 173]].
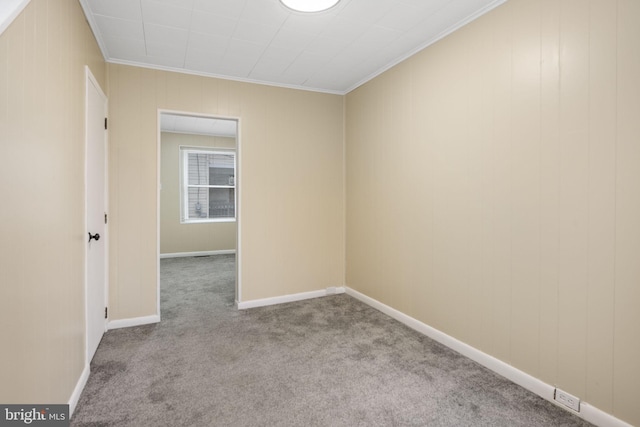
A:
[[280, 0, 340, 13]]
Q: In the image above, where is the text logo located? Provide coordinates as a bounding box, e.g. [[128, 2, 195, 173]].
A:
[[0, 405, 69, 427]]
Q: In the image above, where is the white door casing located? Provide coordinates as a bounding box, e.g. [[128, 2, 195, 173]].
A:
[[85, 67, 108, 363]]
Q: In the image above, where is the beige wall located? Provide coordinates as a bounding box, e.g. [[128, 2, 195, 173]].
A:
[[160, 132, 236, 254], [108, 63, 345, 317], [345, 0, 640, 425], [3, 1, 637, 424], [0, 0, 105, 404]]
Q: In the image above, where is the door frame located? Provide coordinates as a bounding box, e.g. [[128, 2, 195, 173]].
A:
[[156, 109, 242, 315], [84, 66, 109, 362]]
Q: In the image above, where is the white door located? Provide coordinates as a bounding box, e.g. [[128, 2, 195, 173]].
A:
[[86, 68, 108, 362]]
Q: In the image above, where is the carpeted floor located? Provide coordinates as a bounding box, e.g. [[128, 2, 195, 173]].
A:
[[72, 255, 593, 426]]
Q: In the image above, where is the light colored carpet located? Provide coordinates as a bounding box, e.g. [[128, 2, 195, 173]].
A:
[[72, 255, 592, 426]]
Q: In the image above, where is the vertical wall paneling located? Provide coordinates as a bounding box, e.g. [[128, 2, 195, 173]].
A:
[[3, 0, 637, 423], [107, 64, 345, 313], [557, 0, 590, 398], [0, 0, 106, 405], [435, 29, 472, 343], [509, 0, 542, 376], [345, 0, 640, 424], [614, 0, 640, 422], [3, 6, 30, 401], [488, 3, 513, 363], [346, 83, 381, 304], [538, 0, 561, 388], [586, 0, 617, 413], [464, 17, 492, 352], [409, 52, 437, 331], [388, 62, 413, 315]]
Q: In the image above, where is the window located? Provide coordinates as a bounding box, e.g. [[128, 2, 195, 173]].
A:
[[181, 148, 236, 223]]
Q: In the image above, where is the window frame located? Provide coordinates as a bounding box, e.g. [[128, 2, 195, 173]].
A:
[[179, 146, 236, 224]]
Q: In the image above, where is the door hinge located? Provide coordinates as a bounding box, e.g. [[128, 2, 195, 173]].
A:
[[104, 117, 108, 130], [105, 213, 108, 224], [105, 307, 108, 319]]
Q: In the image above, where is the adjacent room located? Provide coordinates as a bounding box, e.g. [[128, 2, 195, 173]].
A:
[[159, 113, 239, 303], [1, 0, 638, 426]]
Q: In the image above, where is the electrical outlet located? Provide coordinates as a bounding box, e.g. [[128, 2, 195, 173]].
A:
[[554, 388, 580, 412]]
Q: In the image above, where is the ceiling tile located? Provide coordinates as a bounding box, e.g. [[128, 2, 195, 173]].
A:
[[89, 0, 142, 21], [261, 45, 300, 63], [281, 13, 336, 35], [304, 69, 351, 91], [143, 54, 185, 69], [175, 115, 197, 130], [193, 0, 246, 18], [83, 0, 507, 93], [217, 39, 266, 76], [240, 0, 289, 26], [216, 52, 259, 77], [337, 0, 395, 24], [355, 25, 403, 45], [140, 0, 193, 29], [304, 36, 348, 58], [232, 20, 281, 45], [269, 28, 315, 50], [146, 41, 186, 61], [227, 38, 267, 58], [319, 17, 370, 44], [189, 11, 238, 37], [147, 0, 195, 9], [144, 23, 189, 47], [162, 114, 176, 129], [249, 63, 285, 80], [417, 7, 464, 40], [188, 32, 229, 55], [184, 47, 226, 72], [344, 40, 382, 61], [94, 15, 144, 41], [284, 52, 332, 83], [376, 3, 432, 31], [407, 0, 450, 15], [102, 36, 146, 60]]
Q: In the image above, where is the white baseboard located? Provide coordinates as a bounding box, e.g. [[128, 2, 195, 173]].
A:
[[580, 403, 634, 427], [107, 314, 160, 330], [69, 315, 160, 415], [69, 363, 90, 417], [344, 287, 632, 427], [238, 286, 345, 310], [160, 250, 235, 259]]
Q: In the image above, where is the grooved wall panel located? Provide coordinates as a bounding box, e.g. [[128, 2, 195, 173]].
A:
[[0, 0, 105, 404], [586, 0, 617, 413], [614, 0, 640, 422], [107, 64, 344, 316], [345, 0, 640, 424]]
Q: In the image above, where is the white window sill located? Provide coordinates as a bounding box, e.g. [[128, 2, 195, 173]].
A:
[[181, 218, 236, 224]]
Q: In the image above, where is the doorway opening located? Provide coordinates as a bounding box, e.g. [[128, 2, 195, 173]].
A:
[[157, 111, 241, 317]]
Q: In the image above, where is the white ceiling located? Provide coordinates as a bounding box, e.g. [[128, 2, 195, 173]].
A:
[[0, 0, 29, 35], [161, 113, 237, 137], [80, 0, 506, 95]]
